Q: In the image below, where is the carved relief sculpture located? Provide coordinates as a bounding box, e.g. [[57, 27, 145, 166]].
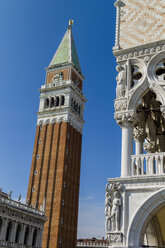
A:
[[116, 65, 125, 98], [105, 182, 123, 235]]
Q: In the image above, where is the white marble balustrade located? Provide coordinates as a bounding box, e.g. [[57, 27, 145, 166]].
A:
[[76, 241, 109, 247], [131, 152, 165, 176]]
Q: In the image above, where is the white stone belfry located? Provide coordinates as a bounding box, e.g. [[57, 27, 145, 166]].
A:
[[106, 1, 165, 247]]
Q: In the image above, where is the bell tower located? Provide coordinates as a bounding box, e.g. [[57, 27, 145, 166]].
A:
[[105, 1, 165, 247], [27, 21, 86, 248]]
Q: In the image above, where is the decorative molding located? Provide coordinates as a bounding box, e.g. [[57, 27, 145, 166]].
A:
[[107, 232, 123, 244], [37, 112, 84, 134], [114, 99, 127, 112], [113, 40, 165, 63], [114, 111, 137, 127]]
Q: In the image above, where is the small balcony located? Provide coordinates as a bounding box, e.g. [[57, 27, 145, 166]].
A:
[[131, 152, 165, 176]]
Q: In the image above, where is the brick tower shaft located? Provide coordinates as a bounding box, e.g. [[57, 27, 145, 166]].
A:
[[27, 22, 86, 248]]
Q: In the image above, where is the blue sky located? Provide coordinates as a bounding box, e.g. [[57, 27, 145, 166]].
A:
[[0, 0, 121, 239]]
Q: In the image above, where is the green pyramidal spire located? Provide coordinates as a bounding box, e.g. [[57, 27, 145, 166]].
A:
[[49, 21, 81, 73]]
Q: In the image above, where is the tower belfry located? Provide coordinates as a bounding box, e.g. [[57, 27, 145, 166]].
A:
[[106, 0, 165, 247], [27, 23, 86, 248]]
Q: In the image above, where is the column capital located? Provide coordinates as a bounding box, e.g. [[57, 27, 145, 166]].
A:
[[115, 111, 137, 127], [133, 126, 146, 142]]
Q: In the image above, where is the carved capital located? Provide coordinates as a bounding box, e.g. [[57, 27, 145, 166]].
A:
[[133, 127, 146, 142], [114, 111, 137, 127]]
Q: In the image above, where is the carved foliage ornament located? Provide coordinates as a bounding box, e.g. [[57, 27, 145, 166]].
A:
[[133, 126, 146, 142], [114, 99, 127, 112], [115, 111, 137, 127]]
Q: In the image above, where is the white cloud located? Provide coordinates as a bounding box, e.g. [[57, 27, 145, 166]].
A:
[[77, 198, 105, 239]]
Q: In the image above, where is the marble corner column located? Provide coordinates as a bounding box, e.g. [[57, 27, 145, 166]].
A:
[[115, 112, 136, 177], [121, 122, 133, 177]]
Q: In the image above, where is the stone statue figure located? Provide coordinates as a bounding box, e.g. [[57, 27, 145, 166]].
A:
[[116, 65, 125, 99], [109, 191, 121, 231], [105, 183, 123, 235]]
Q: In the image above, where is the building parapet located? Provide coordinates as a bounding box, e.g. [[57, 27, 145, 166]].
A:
[[0, 195, 45, 217]]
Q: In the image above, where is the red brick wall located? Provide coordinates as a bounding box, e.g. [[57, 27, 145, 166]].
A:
[[27, 122, 82, 248]]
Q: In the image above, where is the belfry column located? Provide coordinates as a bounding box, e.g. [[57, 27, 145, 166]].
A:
[[121, 122, 133, 177]]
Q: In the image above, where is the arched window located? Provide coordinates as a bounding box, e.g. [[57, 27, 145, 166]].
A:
[[61, 96, 65, 106], [56, 96, 60, 107], [15, 224, 21, 243], [45, 98, 50, 108], [24, 226, 29, 245], [6, 221, 12, 242], [50, 97, 55, 108], [32, 229, 37, 247]]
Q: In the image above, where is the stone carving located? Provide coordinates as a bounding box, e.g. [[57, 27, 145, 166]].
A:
[[116, 65, 125, 98], [133, 127, 146, 142], [8, 190, 12, 200], [114, 99, 127, 112], [144, 140, 157, 153], [107, 233, 123, 244], [18, 194, 21, 202], [105, 182, 123, 235], [114, 111, 136, 127], [52, 72, 64, 83]]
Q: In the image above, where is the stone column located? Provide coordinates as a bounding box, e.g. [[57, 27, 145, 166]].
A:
[[0, 218, 8, 241], [10, 220, 17, 243], [133, 127, 146, 155], [36, 228, 43, 248], [121, 123, 133, 177], [19, 224, 26, 244], [115, 111, 136, 177], [28, 226, 34, 246]]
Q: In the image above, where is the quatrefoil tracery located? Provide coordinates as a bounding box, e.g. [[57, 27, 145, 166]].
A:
[[155, 60, 165, 81]]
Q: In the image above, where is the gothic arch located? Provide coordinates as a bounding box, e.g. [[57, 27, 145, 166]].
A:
[[128, 84, 165, 111], [127, 188, 165, 247], [147, 50, 165, 83]]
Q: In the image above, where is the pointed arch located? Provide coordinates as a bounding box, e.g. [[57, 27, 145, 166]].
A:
[[128, 84, 165, 111]]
